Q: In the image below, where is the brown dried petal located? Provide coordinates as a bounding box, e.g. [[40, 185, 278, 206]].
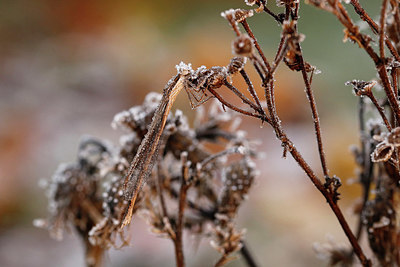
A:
[[371, 142, 394, 162], [227, 57, 247, 75]]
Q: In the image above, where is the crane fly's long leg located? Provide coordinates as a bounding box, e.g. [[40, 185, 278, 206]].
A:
[[122, 74, 184, 227], [185, 85, 213, 109]]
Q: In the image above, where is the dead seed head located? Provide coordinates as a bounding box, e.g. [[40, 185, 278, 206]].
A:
[[221, 8, 254, 24], [232, 34, 253, 57], [345, 80, 375, 96], [227, 57, 247, 75], [371, 127, 400, 163]]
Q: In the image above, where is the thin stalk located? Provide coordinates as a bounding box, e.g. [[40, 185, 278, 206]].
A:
[[207, 87, 270, 123], [264, 84, 371, 266], [350, 0, 400, 62], [380, 0, 389, 60], [240, 241, 259, 267], [224, 80, 264, 114], [366, 91, 392, 131], [291, 3, 329, 177], [174, 154, 190, 267], [240, 69, 265, 114], [241, 20, 271, 72], [297, 46, 329, 177]]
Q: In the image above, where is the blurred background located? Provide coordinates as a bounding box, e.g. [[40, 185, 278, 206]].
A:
[[0, 0, 382, 266]]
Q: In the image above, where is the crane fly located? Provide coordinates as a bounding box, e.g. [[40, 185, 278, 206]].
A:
[[121, 62, 230, 227], [122, 72, 215, 227], [121, 74, 185, 227]]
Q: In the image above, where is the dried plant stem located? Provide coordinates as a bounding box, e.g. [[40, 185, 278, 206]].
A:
[[173, 155, 190, 267], [350, 0, 400, 61], [366, 91, 392, 131], [260, 54, 370, 266], [241, 21, 271, 73], [239, 69, 265, 114], [224, 80, 265, 114], [207, 87, 270, 123], [350, 0, 378, 33], [391, 68, 399, 99], [391, 0, 400, 36], [85, 242, 104, 267], [377, 65, 399, 124], [296, 45, 329, 177], [220, 4, 371, 265], [81, 199, 104, 224], [169, 187, 259, 267], [323, 0, 400, 124], [156, 164, 169, 219], [269, 120, 370, 266], [379, 0, 389, 60], [272, 36, 288, 73], [261, 4, 284, 24], [240, 241, 258, 267], [288, 3, 329, 177]]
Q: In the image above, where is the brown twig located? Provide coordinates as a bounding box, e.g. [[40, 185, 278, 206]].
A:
[[241, 20, 271, 73], [294, 39, 329, 177], [380, 0, 389, 60], [174, 153, 190, 267], [350, 0, 400, 62], [366, 90, 392, 131]]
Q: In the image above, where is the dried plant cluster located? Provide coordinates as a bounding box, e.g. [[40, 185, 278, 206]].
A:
[[37, 0, 400, 266], [36, 92, 258, 266]]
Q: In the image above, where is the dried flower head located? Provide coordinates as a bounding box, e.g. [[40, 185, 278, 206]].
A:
[[221, 9, 254, 24], [34, 136, 118, 265], [324, 175, 342, 203], [210, 214, 246, 267], [363, 192, 397, 266], [232, 34, 254, 57], [227, 57, 247, 75], [371, 127, 400, 163], [345, 80, 376, 97]]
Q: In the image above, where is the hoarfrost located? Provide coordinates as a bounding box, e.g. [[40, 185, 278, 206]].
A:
[[372, 216, 390, 228], [176, 62, 193, 76]]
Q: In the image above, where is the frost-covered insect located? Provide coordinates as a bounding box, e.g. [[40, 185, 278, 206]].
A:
[[121, 73, 185, 227], [122, 60, 245, 226]]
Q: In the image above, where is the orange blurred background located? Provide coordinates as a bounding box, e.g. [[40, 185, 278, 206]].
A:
[[0, 0, 382, 266]]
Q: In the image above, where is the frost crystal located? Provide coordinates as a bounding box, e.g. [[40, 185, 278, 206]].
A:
[[372, 216, 390, 228], [176, 62, 193, 76], [111, 110, 131, 129], [245, 0, 257, 6], [221, 9, 235, 19], [313, 69, 322, 75]]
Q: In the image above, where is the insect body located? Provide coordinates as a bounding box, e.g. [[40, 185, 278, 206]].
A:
[[122, 60, 243, 227]]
